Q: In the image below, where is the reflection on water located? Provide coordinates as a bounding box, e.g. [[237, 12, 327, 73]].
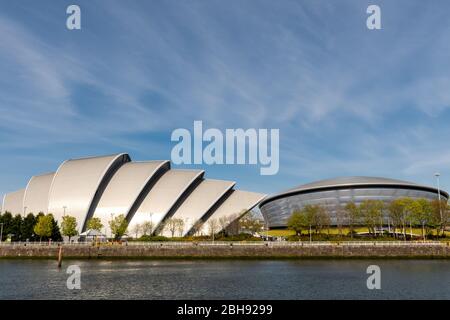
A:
[[0, 259, 449, 299]]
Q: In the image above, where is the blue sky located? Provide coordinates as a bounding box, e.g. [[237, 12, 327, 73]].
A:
[[1, 0, 450, 198]]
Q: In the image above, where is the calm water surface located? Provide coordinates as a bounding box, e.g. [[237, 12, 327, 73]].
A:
[[0, 259, 449, 299]]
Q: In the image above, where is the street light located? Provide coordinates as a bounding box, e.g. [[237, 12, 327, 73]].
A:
[[434, 173, 443, 230]]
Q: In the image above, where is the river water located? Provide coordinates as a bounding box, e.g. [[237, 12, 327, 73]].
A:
[[0, 259, 448, 299]]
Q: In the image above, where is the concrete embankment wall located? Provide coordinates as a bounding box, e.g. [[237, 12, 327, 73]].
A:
[[0, 243, 449, 259]]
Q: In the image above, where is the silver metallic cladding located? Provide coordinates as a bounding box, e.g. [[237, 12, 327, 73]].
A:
[[260, 177, 449, 228]]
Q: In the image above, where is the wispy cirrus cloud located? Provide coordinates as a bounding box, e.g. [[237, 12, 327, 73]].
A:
[[1, 0, 450, 197]]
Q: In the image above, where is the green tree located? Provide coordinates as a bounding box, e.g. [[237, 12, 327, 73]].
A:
[[387, 199, 407, 238], [409, 198, 434, 240], [360, 200, 384, 236], [86, 217, 103, 232], [239, 211, 264, 234], [344, 202, 360, 238], [302, 205, 320, 235], [430, 199, 449, 237], [287, 210, 307, 236], [49, 214, 62, 241], [108, 214, 128, 240], [34, 215, 53, 242], [61, 215, 78, 242], [312, 205, 330, 234], [20, 213, 36, 241], [10, 214, 23, 241], [0, 212, 13, 241]]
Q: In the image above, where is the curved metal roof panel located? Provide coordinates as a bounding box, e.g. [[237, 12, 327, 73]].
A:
[[161, 179, 235, 237], [2, 189, 25, 215], [23, 172, 55, 215], [92, 161, 170, 236], [128, 169, 204, 236], [47, 153, 130, 232], [198, 190, 266, 235]]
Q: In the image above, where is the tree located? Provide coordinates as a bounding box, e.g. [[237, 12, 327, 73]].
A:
[[207, 218, 219, 240], [224, 213, 241, 235], [344, 202, 360, 238], [317, 207, 331, 235], [238, 211, 264, 234], [219, 216, 231, 234], [10, 214, 23, 241], [287, 210, 307, 236], [34, 215, 53, 242], [61, 215, 78, 242], [360, 200, 384, 236], [86, 217, 103, 232], [21, 213, 36, 241], [141, 220, 154, 236], [302, 205, 319, 235], [409, 198, 433, 240], [131, 223, 142, 238], [335, 206, 346, 237], [164, 218, 183, 238], [190, 220, 204, 237], [176, 219, 185, 237], [387, 199, 406, 238], [430, 199, 449, 237], [310, 205, 330, 234], [109, 214, 128, 240], [0, 212, 13, 241], [49, 214, 62, 241]]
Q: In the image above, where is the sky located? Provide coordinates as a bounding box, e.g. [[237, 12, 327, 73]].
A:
[[1, 0, 450, 198]]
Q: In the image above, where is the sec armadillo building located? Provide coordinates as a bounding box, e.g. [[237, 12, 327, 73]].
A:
[[259, 176, 448, 229], [1, 153, 265, 237]]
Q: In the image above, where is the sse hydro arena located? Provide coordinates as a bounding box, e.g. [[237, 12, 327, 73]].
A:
[[1, 153, 265, 237], [259, 176, 448, 229]]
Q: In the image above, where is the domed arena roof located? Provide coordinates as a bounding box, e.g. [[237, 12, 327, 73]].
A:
[[260, 176, 448, 207]]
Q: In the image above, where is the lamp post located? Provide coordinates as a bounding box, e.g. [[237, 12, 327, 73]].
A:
[[149, 212, 153, 235], [0, 223, 3, 244], [434, 173, 443, 234], [110, 213, 115, 239]]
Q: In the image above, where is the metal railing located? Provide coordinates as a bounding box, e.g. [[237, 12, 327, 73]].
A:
[[0, 240, 448, 247]]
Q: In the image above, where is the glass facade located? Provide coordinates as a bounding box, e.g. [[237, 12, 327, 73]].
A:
[[260, 187, 445, 228]]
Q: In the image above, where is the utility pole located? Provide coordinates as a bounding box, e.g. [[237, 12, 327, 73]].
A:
[[0, 223, 3, 244]]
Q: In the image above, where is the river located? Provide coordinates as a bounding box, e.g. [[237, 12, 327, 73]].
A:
[[0, 259, 448, 299]]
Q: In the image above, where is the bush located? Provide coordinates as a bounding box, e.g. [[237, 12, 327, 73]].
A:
[[135, 235, 170, 242], [215, 233, 262, 241]]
